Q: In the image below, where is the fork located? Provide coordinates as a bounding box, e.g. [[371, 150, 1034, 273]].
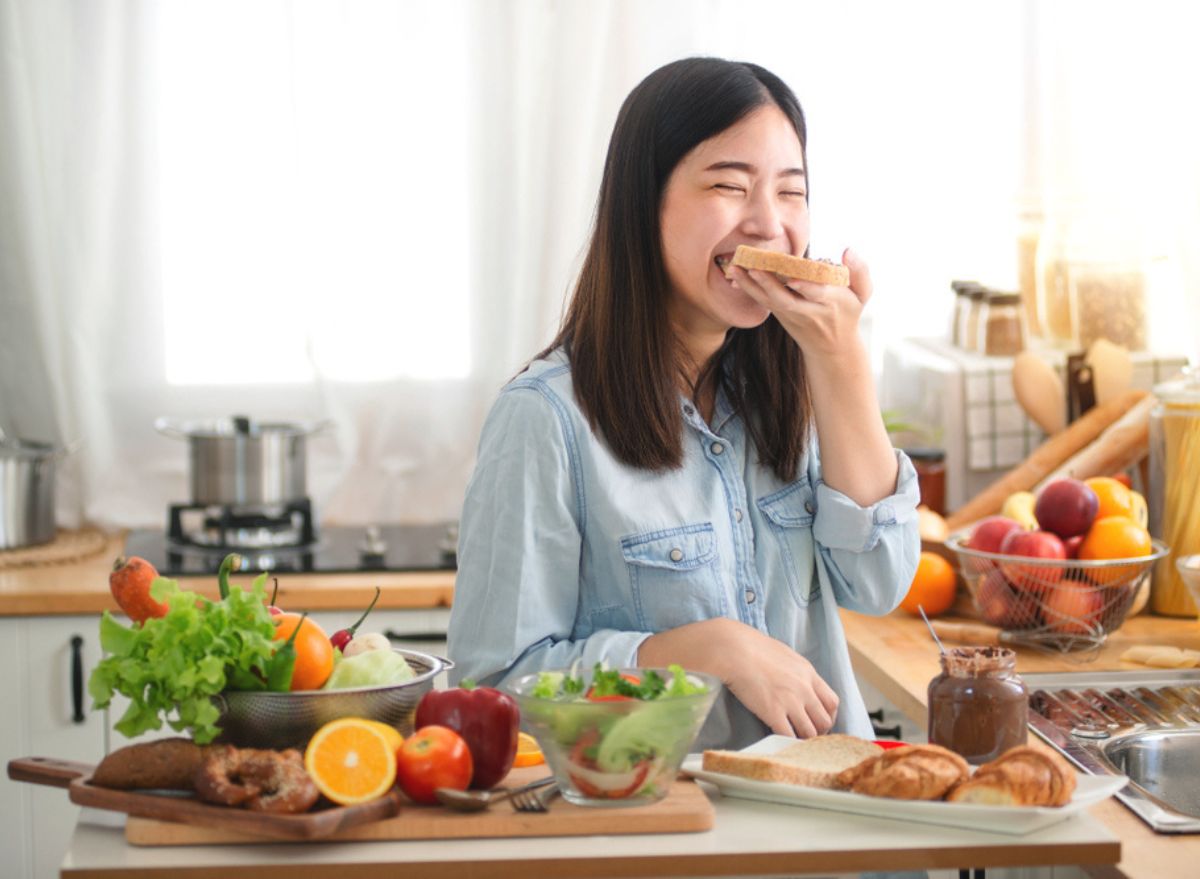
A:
[[510, 781, 560, 812]]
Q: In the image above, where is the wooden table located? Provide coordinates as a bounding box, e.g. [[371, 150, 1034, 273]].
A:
[[842, 608, 1200, 879], [59, 786, 1118, 879]]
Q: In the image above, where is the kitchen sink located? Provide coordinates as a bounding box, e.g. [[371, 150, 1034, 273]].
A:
[[1025, 668, 1200, 833]]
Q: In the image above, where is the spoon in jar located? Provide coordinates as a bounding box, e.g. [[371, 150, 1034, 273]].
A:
[[919, 605, 946, 655]]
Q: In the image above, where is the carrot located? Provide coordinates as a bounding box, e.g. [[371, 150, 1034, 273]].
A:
[[109, 556, 169, 623], [945, 389, 1149, 532]]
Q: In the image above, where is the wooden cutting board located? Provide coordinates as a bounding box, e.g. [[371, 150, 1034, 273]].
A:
[[9, 757, 713, 846]]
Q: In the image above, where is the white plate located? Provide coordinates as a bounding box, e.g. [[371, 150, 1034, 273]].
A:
[[681, 735, 1128, 836]]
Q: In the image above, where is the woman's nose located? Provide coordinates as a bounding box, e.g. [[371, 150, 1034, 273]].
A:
[[738, 191, 785, 240]]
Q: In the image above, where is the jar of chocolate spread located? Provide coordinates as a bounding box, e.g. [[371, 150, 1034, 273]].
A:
[[927, 646, 1028, 765]]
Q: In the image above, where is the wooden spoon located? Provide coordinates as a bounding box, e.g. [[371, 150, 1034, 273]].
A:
[[1012, 351, 1066, 434], [1086, 339, 1133, 406]]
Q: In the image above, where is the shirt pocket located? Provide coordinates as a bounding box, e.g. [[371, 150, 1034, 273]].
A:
[[757, 478, 822, 607], [621, 523, 728, 632]]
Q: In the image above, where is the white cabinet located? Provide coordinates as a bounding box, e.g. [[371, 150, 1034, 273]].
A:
[[1, 616, 107, 879]]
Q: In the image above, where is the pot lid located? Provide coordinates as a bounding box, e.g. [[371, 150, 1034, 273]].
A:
[[155, 415, 332, 439]]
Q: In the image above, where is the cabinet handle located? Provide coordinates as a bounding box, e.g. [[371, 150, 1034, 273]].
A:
[[383, 629, 449, 643], [70, 635, 86, 724]]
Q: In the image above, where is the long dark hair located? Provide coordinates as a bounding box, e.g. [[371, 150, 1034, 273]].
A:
[[540, 57, 812, 483]]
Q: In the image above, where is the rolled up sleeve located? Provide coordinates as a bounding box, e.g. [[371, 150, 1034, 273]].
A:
[[447, 381, 652, 690], [810, 448, 921, 614]]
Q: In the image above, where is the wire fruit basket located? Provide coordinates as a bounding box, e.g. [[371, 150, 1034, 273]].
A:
[[945, 535, 1169, 654]]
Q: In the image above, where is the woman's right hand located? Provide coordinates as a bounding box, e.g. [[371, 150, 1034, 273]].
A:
[[637, 618, 838, 738]]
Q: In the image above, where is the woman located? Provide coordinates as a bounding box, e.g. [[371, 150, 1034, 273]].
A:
[[447, 57, 919, 749]]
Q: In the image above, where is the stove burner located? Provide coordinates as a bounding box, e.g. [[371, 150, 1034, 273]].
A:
[[168, 498, 316, 549]]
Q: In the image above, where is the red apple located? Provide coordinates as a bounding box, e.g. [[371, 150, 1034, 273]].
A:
[[999, 529, 1067, 593], [967, 516, 1024, 553], [975, 569, 1041, 630], [1034, 478, 1099, 540], [1040, 582, 1104, 635], [1063, 535, 1085, 559]]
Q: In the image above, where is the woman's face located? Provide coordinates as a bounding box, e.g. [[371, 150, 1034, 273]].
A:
[[659, 103, 809, 351]]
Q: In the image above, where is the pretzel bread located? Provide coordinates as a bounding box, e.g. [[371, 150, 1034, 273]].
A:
[[728, 245, 850, 286]]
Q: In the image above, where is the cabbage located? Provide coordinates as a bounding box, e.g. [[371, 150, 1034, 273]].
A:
[[322, 648, 415, 689]]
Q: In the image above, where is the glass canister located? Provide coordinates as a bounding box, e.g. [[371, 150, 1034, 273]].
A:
[[950, 281, 976, 347], [958, 284, 986, 352], [1035, 215, 1076, 347], [1069, 258, 1148, 351], [1149, 370, 1200, 616], [927, 646, 1028, 765], [1016, 209, 1044, 339], [981, 290, 1026, 357]]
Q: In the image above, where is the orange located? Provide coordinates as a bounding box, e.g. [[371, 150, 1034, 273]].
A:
[[304, 717, 397, 805], [899, 552, 958, 618], [1078, 516, 1153, 586], [512, 731, 544, 768], [362, 720, 404, 753], [1084, 477, 1136, 521], [273, 613, 335, 690]]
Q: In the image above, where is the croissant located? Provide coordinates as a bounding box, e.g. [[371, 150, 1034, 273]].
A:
[[946, 745, 1077, 807], [836, 744, 970, 801]]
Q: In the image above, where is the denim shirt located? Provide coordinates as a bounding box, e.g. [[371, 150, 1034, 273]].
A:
[[447, 350, 921, 750]]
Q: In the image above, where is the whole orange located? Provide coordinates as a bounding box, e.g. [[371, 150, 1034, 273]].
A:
[[1077, 516, 1153, 586], [1084, 477, 1136, 521], [899, 552, 958, 617], [273, 612, 335, 690]]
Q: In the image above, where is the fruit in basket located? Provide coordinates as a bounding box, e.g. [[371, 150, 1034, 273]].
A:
[[1085, 476, 1136, 521], [1040, 581, 1104, 635], [1064, 535, 1085, 559], [1034, 478, 1099, 539], [999, 529, 1067, 592], [1077, 515, 1154, 586], [975, 569, 1040, 629], [967, 516, 1024, 554], [1130, 490, 1148, 528], [273, 613, 335, 691], [898, 552, 958, 617], [1000, 492, 1039, 532]]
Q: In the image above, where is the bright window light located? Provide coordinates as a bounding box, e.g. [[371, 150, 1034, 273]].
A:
[[155, 1, 470, 385]]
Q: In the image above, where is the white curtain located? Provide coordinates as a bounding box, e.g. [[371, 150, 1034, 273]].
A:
[[2, 0, 1196, 532]]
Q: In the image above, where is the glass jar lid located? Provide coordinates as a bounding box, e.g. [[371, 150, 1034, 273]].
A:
[[1154, 368, 1200, 405]]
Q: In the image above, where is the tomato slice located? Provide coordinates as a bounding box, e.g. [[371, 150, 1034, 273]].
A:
[[584, 673, 641, 701]]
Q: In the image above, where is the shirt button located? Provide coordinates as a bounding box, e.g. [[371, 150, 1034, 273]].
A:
[[804, 500, 815, 514], [711, 442, 724, 455], [745, 589, 756, 604], [734, 508, 743, 522], [669, 548, 684, 562]]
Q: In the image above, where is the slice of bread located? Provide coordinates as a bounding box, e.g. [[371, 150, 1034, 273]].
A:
[[729, 245, 850, 286], [702, 734, 882, 789]]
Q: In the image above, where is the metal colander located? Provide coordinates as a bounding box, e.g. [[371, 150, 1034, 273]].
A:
[[947, 534, 1169, 655], [213, 648, 452, 749]]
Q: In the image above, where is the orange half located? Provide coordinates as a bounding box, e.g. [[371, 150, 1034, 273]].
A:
[[512, 731, 545, 768], [304, 717, 397, 805]]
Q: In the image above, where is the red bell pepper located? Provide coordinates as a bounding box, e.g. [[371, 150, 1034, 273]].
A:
[[414, 685, 520, 789]]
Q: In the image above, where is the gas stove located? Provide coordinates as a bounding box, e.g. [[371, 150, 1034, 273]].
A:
[[124, 521, 458, 576]]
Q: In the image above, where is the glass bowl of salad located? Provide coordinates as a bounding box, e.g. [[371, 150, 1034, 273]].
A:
[[506, 663, 720, 807]]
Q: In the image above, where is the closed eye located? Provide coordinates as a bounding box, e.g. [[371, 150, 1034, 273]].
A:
[[782, 190, 807, 198], [713, 183, 744, 193]]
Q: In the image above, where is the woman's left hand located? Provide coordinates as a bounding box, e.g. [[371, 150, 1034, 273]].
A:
[[730, 248, 871, 359]]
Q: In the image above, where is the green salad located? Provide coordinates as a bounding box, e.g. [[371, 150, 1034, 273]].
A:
[[523, 663, 711, 800]]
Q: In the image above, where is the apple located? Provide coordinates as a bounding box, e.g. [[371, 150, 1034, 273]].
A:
[[967, 516, 1024, 554], [1063, 535, 1085, 559], [975, 569, 1040, 630], [1040, 582, 1104, 635], [1034, 478, 1099, 539], [999, 529, 1067, 592]]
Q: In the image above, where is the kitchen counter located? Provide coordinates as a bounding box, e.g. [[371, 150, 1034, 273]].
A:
[[842, 608, 1200, 879], [59, 786, 1118, 879], [0, 532, 455, 616]]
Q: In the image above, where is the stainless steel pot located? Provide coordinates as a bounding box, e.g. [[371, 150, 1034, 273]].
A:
[[0, 435, 62, 550], [155, 415, 331, 507]]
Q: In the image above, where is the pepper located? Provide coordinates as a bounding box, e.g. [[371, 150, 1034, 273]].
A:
[[414, 684, 520, 789], [265, 610, 307, 691], [329, 586, 381, 652], [217, 553, 243, 601]]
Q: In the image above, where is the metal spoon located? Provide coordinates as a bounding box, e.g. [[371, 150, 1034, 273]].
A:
[[434, 775, 555, 812], [918, 605, 946, 655]]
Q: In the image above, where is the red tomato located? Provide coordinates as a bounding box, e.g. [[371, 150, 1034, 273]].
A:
[[395, 725, 473, 804], [585, 673, 641, 702]]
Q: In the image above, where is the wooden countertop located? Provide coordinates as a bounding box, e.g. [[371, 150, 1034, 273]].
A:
[[0, 532, 455, 617], [841, 608, 1200, 879]]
